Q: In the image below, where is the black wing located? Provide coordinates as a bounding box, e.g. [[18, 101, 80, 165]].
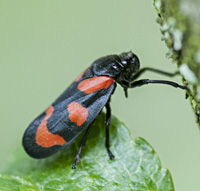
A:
[[23, 70, 116, 159]]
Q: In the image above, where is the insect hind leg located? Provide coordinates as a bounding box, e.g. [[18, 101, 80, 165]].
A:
[[105, 102, 115, 160], [72, 121, 94, 169]]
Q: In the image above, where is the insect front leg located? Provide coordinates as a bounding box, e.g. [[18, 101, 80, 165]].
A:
[[105, 102, 115, 160], [131, 67, 180, 81], [129, 79, 188, 90], [72, 121, 94, 169]]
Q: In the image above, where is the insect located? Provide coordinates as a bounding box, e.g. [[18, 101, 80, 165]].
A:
[[23, 51, 187, 169]]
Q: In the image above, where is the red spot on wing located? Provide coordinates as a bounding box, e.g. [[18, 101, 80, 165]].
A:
[[36, 106, 67, 148], [67, 102, 88, 126], [75, 71, 85, 82], [75, 66, 91, 82], [77, 76, 115, 94]]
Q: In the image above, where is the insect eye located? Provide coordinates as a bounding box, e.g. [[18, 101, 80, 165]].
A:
[[121, 60, 127, 65]]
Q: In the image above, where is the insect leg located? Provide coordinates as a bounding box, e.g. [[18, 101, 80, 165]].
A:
[[123, 87, 128, 98], [128, 79, 188, 89], [105, 102, 115, 160], [132, 67, 179, 81], [72, 121, 94, 169]]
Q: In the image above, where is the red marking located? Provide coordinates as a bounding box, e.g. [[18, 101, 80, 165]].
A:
[[75, 71, 85, 82], [77, 76, 115, 94], [67, 102, 88, 126], [36, 106, 67, 147], [75, 66, 91, 82]]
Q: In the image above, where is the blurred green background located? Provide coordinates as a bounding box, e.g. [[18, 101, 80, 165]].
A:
[[0, 1, 199, 190]]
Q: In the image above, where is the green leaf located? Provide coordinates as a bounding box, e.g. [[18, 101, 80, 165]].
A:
[[0, 114, 174, 191]]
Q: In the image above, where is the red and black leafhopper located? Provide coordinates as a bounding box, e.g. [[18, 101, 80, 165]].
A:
[[23, 51, 187, 169]]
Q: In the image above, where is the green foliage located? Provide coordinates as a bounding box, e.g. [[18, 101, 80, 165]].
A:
[[153, 0, 200, 125], [0, 114, 174, 190]]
